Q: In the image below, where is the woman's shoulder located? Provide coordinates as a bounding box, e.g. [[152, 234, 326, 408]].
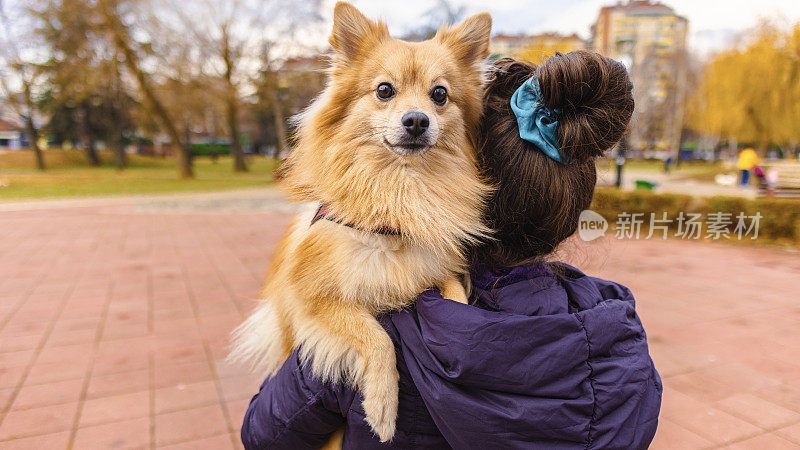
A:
[[549, 261, 636, 306], [466, 261, 635, 316], [381, 263, 660, 450]]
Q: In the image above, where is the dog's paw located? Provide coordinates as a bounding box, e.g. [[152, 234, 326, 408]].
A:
[[361, 368, 399, 442], [362, 389, 398, 442]]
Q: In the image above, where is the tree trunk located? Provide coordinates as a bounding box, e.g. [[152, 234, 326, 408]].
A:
[[80, 104, 100, 166], [221, 30, 246, 172], [22, 82, 45, 171], [110, 57, 127, 170], [99, 0, 193, 178], [227, 93, 246, 171], [106, 102, 128, 166], [24, 115, 45, 171], [270, 87, 287, 160], [179, 142, 193, 177], [180, 120, 193, 177], [84, 138, 100, 166], [109, 133, 127, 169], [206, 110, 219, 163]]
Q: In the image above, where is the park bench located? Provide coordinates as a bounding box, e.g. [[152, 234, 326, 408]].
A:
[[758, 162, 800, 198]]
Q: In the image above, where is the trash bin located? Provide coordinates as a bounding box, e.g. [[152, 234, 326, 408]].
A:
[[634, 180, 658, 191]]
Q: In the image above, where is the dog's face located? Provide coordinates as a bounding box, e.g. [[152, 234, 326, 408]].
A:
[[323, 3, 492, 160], [368, 51, 445, 156], [349, 39, 469, 157], [283, 2, 491, 242]]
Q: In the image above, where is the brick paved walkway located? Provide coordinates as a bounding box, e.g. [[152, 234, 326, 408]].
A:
[[0, 195, 798, 449]]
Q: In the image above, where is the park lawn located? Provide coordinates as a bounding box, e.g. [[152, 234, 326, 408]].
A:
[[0, 149, 278, 200]]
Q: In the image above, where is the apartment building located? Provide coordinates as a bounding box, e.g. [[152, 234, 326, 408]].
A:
[[593, 1, 688, 155]]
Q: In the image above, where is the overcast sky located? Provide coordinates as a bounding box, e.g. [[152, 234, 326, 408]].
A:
[[338, 0, 800, 56]]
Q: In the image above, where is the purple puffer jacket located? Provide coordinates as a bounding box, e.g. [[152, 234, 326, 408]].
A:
[[241, 263, 662, 449]]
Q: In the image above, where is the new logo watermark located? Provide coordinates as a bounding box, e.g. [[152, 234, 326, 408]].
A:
[[578, 210, 608, 242], [577, 210, 762, 242]]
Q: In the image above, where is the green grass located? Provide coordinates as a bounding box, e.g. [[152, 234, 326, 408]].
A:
[[0, 149, 278, 200], [0, 150, 737, 201]]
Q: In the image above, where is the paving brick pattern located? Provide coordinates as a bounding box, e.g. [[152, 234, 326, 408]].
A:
[[1, 197, 799, 449]]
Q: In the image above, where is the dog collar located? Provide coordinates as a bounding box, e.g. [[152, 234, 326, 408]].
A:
[[310, 203, 401, 236]]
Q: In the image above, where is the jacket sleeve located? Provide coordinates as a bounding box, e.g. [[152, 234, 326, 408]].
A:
[[241, 350, 352, 450]]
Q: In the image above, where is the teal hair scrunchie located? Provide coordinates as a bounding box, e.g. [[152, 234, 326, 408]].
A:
[[509, 77, 566, 163]]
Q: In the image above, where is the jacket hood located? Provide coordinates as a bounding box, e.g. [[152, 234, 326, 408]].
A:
[[387, 262, 661, 449]]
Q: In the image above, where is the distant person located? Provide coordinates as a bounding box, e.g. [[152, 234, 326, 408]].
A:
[[765, 168, 779, 197], [737, 147, 759, 186], [615, 136, 627, 188], [753, 166, 765, 189], [664, 156, 673, 173]]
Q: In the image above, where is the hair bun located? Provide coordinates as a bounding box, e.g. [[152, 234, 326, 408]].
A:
[[535, 51, 634, 163]]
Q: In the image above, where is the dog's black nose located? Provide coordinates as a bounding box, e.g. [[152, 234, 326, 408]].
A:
[[401, 111, 430, 138]]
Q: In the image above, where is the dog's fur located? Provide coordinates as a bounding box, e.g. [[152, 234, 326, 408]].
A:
[[230, 2, 491, 442]]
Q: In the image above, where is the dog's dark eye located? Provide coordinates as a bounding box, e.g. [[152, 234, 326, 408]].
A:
[[376, 83, 395, 100], [431, 86, 447, 105]]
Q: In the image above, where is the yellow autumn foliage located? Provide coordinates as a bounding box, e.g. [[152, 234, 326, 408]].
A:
[[517, 35, 586, 64], [519, 42, 582, 64], [689, 23, 800, 148]]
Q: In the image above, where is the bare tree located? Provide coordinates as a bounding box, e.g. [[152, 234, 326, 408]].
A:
[[169, 0, 323, 170], [407, 0, 466, 40], [168, 0, 259, 172], [0, 0, 47, 170], [252, 45, 326, 160], [35, 0, 126, 167], [257, 1, 324, 159], [98, 0, 194, 178], [104, 55, 131, 169], [221, 22, 247, 171], [254, 44, 289, 160]]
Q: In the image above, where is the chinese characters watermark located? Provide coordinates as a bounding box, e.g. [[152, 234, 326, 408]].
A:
[[578, 210, 762, 242]]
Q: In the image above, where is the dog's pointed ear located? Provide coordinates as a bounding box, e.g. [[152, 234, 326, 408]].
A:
[[329, 2, 388, 61], [436, 13, 492, 66]]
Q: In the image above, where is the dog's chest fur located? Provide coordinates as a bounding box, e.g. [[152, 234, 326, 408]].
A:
[[286, 204, 458, 314]]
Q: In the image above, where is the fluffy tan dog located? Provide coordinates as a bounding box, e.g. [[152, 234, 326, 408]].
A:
[[231, 2, 491, 442]]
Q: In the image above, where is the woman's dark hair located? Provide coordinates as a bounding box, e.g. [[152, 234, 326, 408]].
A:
[[474, 51, 634, 269]]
